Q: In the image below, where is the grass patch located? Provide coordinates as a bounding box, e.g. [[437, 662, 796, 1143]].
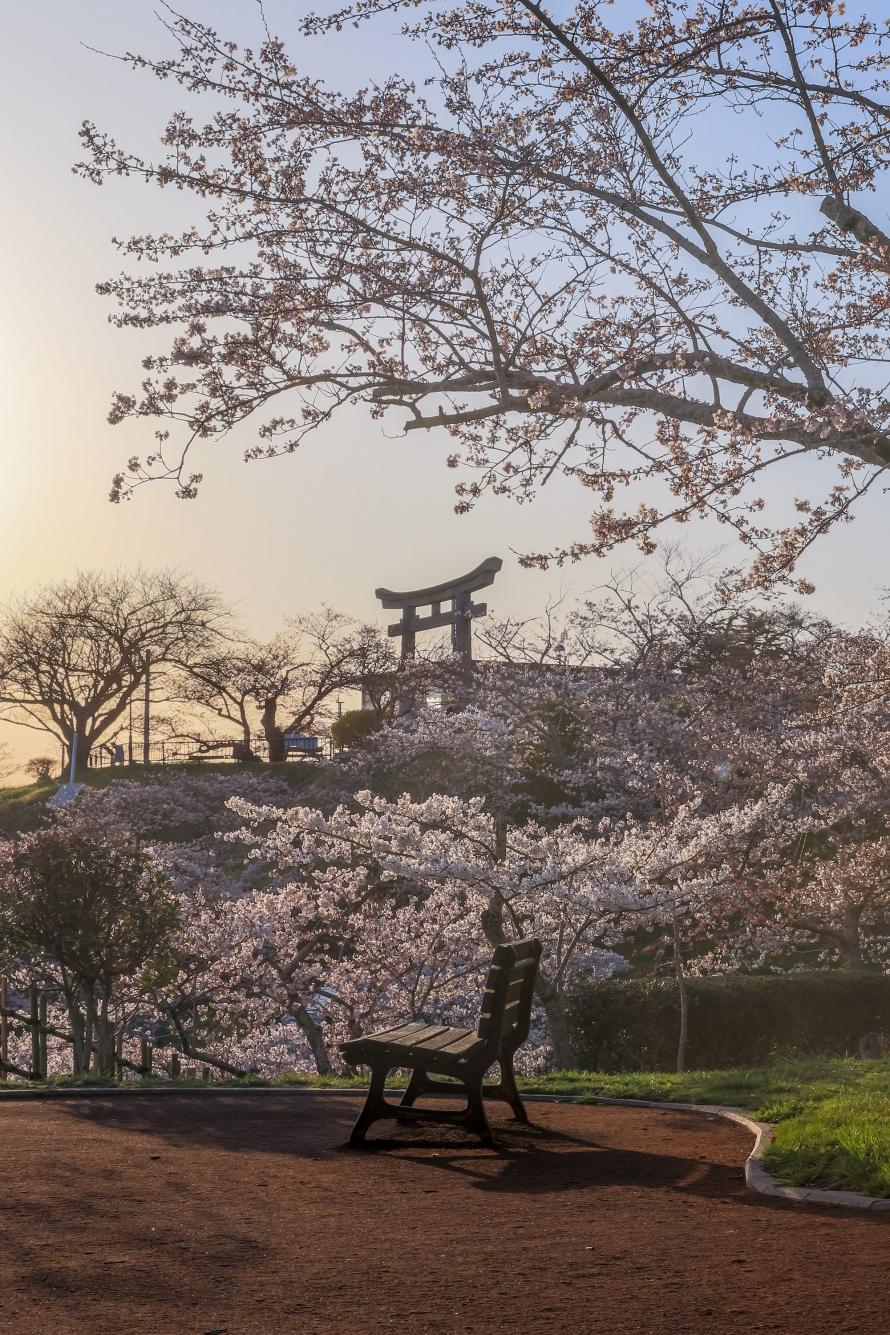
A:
[[514, 1057, 889, 1113], [766, 1091, 890, 1197], [0, 781, 53, 806], [0, 762, 322, 835], [73, 762, 320, 791]]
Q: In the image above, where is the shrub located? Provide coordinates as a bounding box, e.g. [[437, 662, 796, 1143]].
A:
[[568, 972, 890, 1072], [331, 708, 381, 751], [0, 828, 180, 1076]]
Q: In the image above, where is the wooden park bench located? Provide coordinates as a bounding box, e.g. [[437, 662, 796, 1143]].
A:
[[340, 937, 542, 1147]]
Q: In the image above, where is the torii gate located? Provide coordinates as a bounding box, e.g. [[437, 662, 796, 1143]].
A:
[[375, 556, 502, 694]]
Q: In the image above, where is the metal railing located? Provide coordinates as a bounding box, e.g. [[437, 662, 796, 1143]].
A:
[[87, 734, 331, 768]]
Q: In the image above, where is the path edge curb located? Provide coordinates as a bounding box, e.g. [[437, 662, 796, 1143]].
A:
[[561, 1094, 890, 1215], [2, 1083, 888, 1213]]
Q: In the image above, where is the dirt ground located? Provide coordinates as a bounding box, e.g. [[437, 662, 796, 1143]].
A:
[[0, 1092, 887, 1335]]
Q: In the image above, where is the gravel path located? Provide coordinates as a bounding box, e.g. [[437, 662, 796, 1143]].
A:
[[0, 1093, 887, 1334]]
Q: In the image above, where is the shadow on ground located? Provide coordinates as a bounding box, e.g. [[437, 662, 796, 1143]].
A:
[[52, 1092, 750, 1204]]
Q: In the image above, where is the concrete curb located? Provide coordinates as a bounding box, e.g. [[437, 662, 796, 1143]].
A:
[[2, 1084, 888, 1212], [547, 1094, 890, 1215], [0, 1084, 366, 1100]]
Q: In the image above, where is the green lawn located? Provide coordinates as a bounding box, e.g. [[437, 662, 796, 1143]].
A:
[[5, 1056, 887, 1197], [0, 761, 321, 797], [0, 762, 321, 834]]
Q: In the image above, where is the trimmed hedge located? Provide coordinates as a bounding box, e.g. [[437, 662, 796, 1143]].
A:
[[330, 709, 381, 751], [567, 972, 890, 1072]]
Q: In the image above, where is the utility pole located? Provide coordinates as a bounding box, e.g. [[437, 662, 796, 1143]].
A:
[[142, 653, 151, 765], [1, 976, 8, 1073]]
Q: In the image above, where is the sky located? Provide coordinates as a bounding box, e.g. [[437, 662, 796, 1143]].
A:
[[1, 1, 887, 774]]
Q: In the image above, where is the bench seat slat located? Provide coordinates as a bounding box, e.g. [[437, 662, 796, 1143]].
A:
[[386, 1024, 451, 1052], [403, 1027, 474, 1056], [436, 1030, 485, 1057], [341, 1021, 426, 1052], [405, 1037, 486, 1069], [344, 1023, 449, 1054], [343, 1023, 487, 1067], [366, 1020, 428, 1043]]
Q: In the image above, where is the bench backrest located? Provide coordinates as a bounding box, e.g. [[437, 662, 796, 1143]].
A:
[[284, 734, 319, 752], [476, 937, 543, 1061]]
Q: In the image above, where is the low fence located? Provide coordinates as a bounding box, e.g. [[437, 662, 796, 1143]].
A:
[[0, 977, 209, 1083], [87, 734, 332, 769]]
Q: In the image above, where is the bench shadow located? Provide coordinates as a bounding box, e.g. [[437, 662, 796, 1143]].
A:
[[48, 1094, 884, 1222], [350, 1116, 890, 1220], [352, 1118, 742, 1200], [53, 1094, 737, 1204], [51, 1091, 359, 1160]]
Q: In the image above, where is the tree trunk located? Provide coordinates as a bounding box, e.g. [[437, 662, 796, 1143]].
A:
[[839, 905, 864, 972], [82, 985, 96, 1073], [29, 984, 41, 1079], [292, 1002, 333, 1074], [836, 906, 882, 1057], [94, 994, 116, 1078], [534, 971, 577, 1070], [672, 915, 689, 1075], [65, 989, 87, 1074], [140, 1038, 153, 1074], [39, 991, 48, 1078], [0, 976, 8, 1072], [262, 697, 286, 763], [143, 656, 151, 764]]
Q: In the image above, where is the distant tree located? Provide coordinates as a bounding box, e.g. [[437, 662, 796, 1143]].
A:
[[0, 828, 180, 1075], [0, 569, 227, 775], [79, 2, 890, 590], [181, 611, 393, 761], [24, 757, 55, 785]]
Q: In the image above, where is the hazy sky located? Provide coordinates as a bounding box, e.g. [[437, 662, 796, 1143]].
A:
[[1, 2, 887, 771]]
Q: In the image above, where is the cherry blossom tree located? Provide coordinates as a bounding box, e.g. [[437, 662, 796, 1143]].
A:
[[735, 627, 890, 973], [78, 1, 890, 589], [224, 789, 627, 1067]]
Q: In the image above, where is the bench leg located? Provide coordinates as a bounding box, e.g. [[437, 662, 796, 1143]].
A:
[[498, 1050, 528, 1123], [464, 1075, 495, 1148], [483, 1046, 529, 1122], [399, 1067, 432, 1109], [349, 1062, 390, 1145]]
